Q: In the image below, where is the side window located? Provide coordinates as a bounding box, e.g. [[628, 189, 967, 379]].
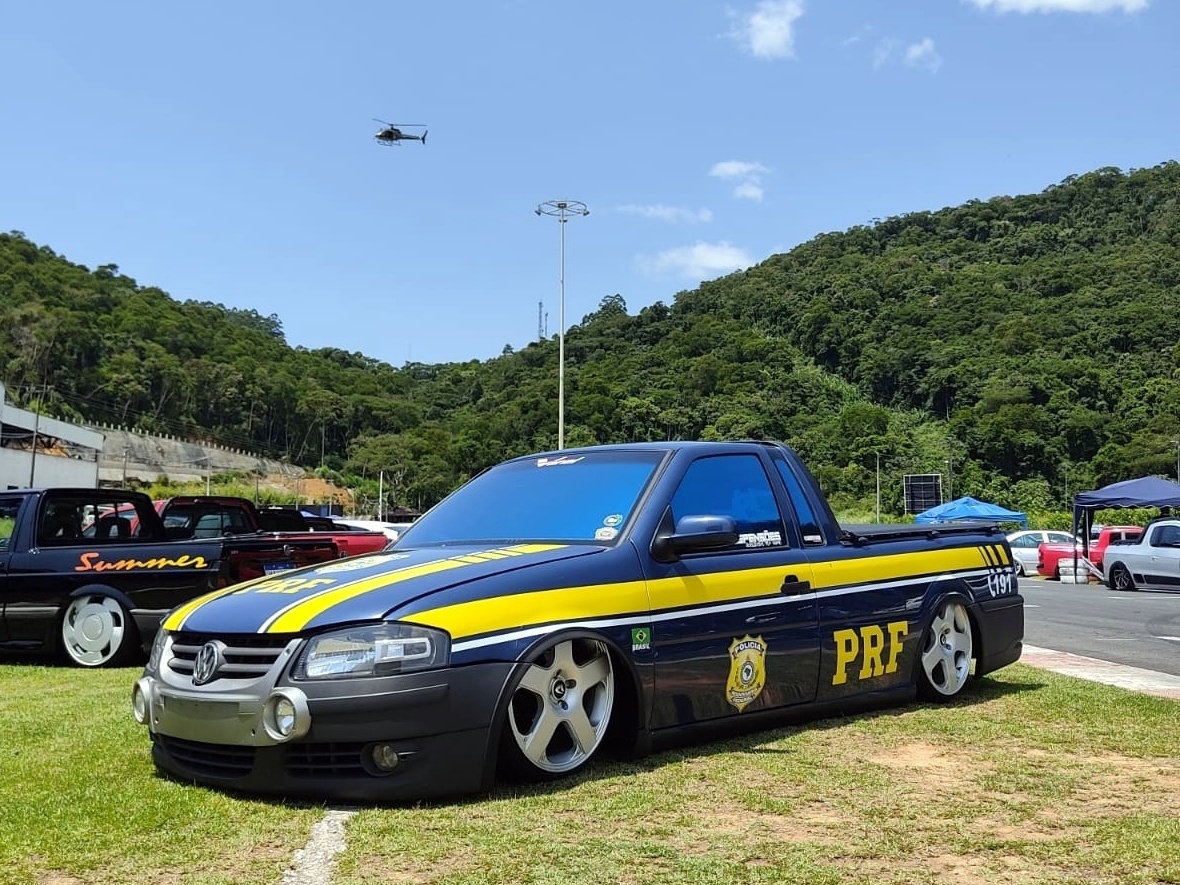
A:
[[771, 459, 825, 545], [40, 498, 85, 544], [1150, 525, 1180, 547], [0, 497, 22, 549], [670, 455, 786, 550]]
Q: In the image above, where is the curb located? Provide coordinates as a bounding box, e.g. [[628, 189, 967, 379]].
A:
[[1021, 644, 1180, 701]]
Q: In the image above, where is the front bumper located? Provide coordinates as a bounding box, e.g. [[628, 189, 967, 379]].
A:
[[136, 652, 517, 802]]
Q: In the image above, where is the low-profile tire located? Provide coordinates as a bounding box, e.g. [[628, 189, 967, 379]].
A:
[[60, 595, 138, 668], [1013, 560, 1026, 577], [916, 599, 973, 701], [500, 636, 615, 781], [1108, 563, 1135, 592]]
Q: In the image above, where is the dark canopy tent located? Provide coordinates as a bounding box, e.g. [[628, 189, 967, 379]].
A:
[[1072, 475, 1180, 546], [914, 496, 1028, 528]]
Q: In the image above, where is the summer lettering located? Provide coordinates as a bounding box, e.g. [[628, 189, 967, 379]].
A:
[[75, 551, 209, 572]]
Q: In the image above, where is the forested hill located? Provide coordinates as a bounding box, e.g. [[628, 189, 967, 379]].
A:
[[2, 161, 1178, 514]]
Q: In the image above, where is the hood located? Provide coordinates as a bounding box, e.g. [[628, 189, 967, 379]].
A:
[[164, 543, 598, 635]]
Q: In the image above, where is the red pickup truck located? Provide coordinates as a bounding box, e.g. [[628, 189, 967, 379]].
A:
[[1037, 525, 1142, 578], [154, 496, 390, 558]]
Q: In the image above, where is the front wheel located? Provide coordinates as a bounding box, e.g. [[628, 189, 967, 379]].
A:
[[917, 599, 973, 701], [500, 637, 615, 780], [60, 595, 138, 667], [1108, 563, 1135, 592]]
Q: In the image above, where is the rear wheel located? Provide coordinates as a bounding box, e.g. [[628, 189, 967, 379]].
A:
[[917, 599, 972, 701], [1108, 563, 1135, 592], [500, 637, 615, 780], [60, 595, 138, 667]]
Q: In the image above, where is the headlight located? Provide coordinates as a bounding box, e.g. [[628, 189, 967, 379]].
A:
[[294, 623, 450, 680], [146, 629, 168, 672]]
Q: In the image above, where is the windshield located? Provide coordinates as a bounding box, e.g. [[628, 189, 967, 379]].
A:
[[401, 450, 664, 546]]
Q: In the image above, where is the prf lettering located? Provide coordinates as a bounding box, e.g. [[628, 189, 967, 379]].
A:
[[832, 620, 908, 685], [253, 577, 335, 595]]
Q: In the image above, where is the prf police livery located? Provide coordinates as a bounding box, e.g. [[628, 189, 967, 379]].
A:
[[133, 441, 1023, 802]]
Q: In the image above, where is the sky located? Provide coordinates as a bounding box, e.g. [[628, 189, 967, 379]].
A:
[[3, 0, 1177, 367]]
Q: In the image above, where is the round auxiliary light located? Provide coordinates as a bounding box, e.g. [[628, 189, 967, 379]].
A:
[[368, 742, 401, 774], [261, 689, 310, 742], [132, 682, 149, 725]]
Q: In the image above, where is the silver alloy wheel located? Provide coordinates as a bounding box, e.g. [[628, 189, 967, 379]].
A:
[[507, 638, 615, 775], [1108, 563, 1135, 591], [919, 600, 972, 698], [61, 595, 130, 667]]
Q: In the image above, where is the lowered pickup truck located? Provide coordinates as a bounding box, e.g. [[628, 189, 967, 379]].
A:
[[154, 495, 389, 557], [132, 440, 1023, 802], [0, 488, 339, 667], [1103, 518, 1180, 591]]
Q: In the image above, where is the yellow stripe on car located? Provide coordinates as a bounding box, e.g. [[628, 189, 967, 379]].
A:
[[262, 544, 564, 633]]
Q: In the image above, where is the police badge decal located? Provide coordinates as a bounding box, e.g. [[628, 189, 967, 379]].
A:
[[726, 634, 767, 712]]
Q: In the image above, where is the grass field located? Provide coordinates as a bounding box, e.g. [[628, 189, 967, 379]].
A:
[[1, 661, 1176, 885]]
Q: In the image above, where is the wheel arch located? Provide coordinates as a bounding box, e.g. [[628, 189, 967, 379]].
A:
[[477, 627, 646, 790], [913, 587, 980, 683]]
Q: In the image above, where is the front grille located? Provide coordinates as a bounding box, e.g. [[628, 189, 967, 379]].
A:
[[284, 742, 367, 779], [157, 735, 255, 779], [168, 632, 296, 680]]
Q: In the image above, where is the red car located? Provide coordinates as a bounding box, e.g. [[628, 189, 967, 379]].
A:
[[1037, 525, 1142, 578]]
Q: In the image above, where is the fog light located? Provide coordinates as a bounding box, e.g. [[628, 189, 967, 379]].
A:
[[261, 689, 310, 742], [131, 681, 149, 725], [369, 742, 400, 773]]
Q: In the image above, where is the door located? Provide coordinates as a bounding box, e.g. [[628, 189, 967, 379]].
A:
[[0, 496, 20, 642], [643, 452, 819, 729]]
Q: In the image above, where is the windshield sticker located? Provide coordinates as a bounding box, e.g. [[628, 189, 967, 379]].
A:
[[595, 527, 618, 541], [603, 513, 623, 528], [535, 455, 585, 467]]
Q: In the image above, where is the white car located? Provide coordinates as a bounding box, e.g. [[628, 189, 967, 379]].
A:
[[1005, 529, 1079, 576], [1103, 518, 1180, 591]]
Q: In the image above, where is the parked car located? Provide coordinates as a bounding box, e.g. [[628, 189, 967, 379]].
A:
[[1038, 525, 1142, 578], [1005, 529, 1078, 576], [1103, 518, 1180, 591], [132, 439, 1023, 802]]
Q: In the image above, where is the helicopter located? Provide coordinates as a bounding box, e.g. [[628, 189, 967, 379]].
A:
[[373, 119, 427, 146]]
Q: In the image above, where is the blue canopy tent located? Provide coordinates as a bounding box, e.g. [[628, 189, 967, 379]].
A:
[[914, 496, 1028, 528]]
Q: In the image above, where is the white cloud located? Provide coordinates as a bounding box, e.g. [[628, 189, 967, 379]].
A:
[[643, 241, 755, 279], [710, 160, 770, 201], [872, 38, 899, 68], [904, 38, 942, 72], [728, 0, 805, 59], [616, 204, 713, 224], [965, 0, 1147, 12], [734, 181, 765, 201]]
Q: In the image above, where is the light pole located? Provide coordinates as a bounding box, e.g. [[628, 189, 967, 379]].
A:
[[875, 451, 881, 522], [535, 199, 589, 450]]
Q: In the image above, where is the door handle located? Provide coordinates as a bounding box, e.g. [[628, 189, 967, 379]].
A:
[[780, 574, 812, 595], [746, 612, 780, 625]]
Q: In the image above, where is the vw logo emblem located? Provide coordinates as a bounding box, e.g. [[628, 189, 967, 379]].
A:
[[192, 640, 226, 686]]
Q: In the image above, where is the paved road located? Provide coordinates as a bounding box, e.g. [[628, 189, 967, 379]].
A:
[[1018, 575, 1180, 677]]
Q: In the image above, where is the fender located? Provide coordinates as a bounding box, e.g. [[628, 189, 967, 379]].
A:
[[478, 627, 645, 789]]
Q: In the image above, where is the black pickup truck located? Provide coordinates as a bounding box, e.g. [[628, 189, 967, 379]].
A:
[[0, 487, 339, 667]]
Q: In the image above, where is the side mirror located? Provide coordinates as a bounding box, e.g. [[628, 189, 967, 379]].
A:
[[651, 514, 740, 563]]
